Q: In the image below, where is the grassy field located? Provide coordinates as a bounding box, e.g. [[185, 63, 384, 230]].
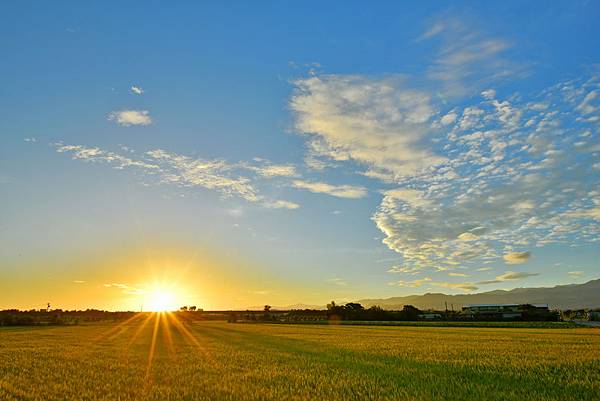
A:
[[0, 314, 598, 400]]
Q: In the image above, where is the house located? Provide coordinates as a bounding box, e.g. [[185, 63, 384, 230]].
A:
[[461, 304, 552, 320], [418, 313, 442, 320]]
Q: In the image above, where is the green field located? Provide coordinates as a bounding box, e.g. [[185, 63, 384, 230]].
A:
[[1, 314, 598, 400]]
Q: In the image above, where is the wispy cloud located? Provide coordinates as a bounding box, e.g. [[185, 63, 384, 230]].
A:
[[420, 17, 522, 97], [568, 271, 584, 279], [55, 144, 299, 209], [387, 265, 421, 275], [448, 272, 470, 277], [388, 277, 477, 292], [327, 278, 348, 286], [108, 110, 152, 126], [292, 180, 367, 199], [431, 281, 478, 292], [388, 277, 432, 288], [477, 271, 539, 285], [103, 282, 145, 295], [241, 159, 297, 178], [389, 270, 538, 293]]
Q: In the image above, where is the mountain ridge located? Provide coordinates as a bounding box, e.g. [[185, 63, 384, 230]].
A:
[[357, 279, 600, 310], [246, 279, 600, 311]]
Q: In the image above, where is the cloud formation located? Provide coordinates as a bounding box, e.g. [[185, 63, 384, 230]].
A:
[[108, 110, 152, 126], [290, 74, 444, 180], [370, 75, 600, 275], [292, 180, 367, 199], [421, 18, 518, 97], [287, 20, 600, 284]]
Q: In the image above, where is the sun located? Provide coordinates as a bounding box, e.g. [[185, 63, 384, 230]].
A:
[[146, 287, 177, 312]]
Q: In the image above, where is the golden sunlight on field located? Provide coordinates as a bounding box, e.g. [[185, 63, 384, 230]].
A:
[[1, 316, 599, 401]]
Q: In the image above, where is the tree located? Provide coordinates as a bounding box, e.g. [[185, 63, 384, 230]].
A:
[[401, 305, 421, 320], [345, 302, 364, 312], [179, 306, 188, 312], [189, 306, 197, 312], [264, 305, 271, 312]]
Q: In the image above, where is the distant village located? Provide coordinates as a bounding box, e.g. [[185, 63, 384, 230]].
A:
[[2, 301, 599, 327], [222, 302, 599, 324]]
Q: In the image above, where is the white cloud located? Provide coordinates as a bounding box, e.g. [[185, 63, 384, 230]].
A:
[[568, 271, 584, 279], [241, 161, 297, 178], [55, 144, 299, 210], [440, 111, 458, 125], [431, 281, 478, 292], [327, 278, 348, 286], [481, 89, 496, 100], [390, 277, 478, 292], [388, 277, 432, 287], [495, 271, 538, 280], [564, 206, 600, 220], [104, 282, 145, 295], [380, 188, 431, 208], [108, 110, 152, 126], [292, 180, 367, 199], [457, 232, 478, 241], [55, 144, 159, 170], [448, 272, 470, 277], [130, 86, 144, 95], [477, 271, 538, 285], [371, 75, 600, 275], [290, 74, 444, 180], [263, 200, 300, 210], [576, 90, 598, 115], [387, 265, 421, 275], [503, 251, 531, 265], [422, 18, 518, 97]]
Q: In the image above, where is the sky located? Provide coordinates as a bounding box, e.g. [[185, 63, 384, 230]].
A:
[[1, 1, 599, 311]]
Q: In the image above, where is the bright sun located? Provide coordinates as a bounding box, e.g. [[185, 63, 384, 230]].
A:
[[147, 287, 177, 312]]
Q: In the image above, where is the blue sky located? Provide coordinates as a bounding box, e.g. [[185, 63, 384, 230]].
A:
[[1, 1, 599, 310]]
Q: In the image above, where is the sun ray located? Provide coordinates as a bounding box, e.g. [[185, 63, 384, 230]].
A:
[[166, 312, 216, 366], [160, 312, 176, 358], [92, 312, 145, 343], [127, 312, 155, 348], [145, 312, 161, 380]]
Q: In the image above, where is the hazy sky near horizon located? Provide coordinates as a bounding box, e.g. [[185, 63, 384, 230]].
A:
[[1, 1, 599, 310]]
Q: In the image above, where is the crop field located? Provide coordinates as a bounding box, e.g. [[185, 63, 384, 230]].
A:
[[1, 314, 598, 401]]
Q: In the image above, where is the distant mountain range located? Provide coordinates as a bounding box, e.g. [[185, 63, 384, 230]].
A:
[[358, 279, 600, 310], [250, 279, 600, 311]]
